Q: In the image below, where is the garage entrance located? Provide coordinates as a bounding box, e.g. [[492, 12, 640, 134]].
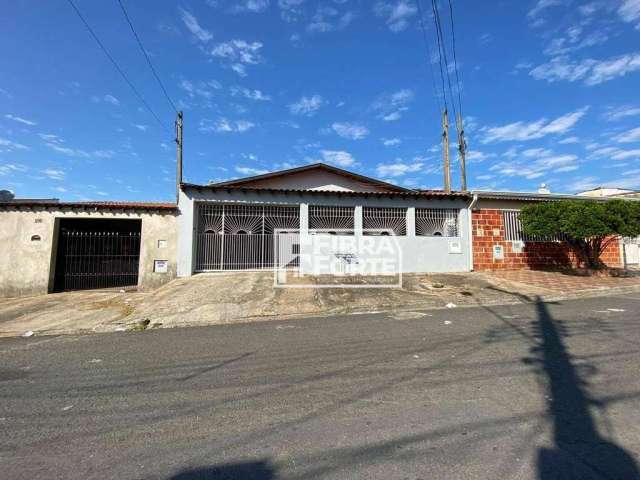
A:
[[53, 218, 142, 292]]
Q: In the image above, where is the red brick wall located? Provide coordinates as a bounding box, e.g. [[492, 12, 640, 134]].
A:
[[472, 209, 622, 271]]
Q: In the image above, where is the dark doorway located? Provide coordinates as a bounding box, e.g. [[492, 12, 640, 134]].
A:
[[53, 218, 142, 292]]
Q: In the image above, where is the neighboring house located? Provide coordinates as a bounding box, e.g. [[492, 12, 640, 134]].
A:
[[469, 191, 623, 271], [0, 200, 177, 298], [577, 187, 640, 199]]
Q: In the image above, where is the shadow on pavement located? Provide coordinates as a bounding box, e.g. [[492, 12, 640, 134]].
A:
[[531, 298, 639, 479], [168, 460, 276, 480]]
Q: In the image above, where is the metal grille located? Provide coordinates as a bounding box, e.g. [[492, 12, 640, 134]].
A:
[[503, 210, 559, 242], [308, 206, 354, 235], [415, 209, 459, 237], [195, 203, 300, 271], [363, 207, 407, 235], [55, 230, 140, 291]]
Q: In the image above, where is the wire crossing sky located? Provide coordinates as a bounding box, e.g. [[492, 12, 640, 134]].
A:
[[1, 0, 639, 202]]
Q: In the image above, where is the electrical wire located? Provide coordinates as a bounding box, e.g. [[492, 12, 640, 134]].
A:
[[415, 0, 445, 114], [430, 0, 459, 133], [446, 0, 464, 120], [116, 0, 179, 115], [66, 0, 172, 135]]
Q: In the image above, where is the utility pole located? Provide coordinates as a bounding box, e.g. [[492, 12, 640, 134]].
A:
[[456, 114, 468, 191], [175, 111, 183, 202], [442, 108, 451, 193]]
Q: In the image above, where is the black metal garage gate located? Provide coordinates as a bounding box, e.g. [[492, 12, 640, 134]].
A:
[[53, 219, 142, 292]]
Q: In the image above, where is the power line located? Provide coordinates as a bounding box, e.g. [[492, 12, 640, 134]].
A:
[[430, 0, 459, 132], [116, 0, 179, 115], [446, 0, 464, 119], [414, 0, 444, 114], [65, 0, 172, 135]]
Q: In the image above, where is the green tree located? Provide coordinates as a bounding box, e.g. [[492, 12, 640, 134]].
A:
[[519, 200, 640, 269]]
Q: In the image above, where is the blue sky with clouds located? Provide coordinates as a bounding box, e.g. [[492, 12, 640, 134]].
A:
[[1, 0, 640, 201]]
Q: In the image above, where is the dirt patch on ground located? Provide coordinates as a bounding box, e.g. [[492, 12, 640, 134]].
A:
[[0, 290, 143, 336]]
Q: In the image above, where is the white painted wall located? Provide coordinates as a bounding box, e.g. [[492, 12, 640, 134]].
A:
[[178, 187, 471, 276]]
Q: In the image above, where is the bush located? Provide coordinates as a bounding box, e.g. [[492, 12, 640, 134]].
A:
[[519, 200, 640, 269]]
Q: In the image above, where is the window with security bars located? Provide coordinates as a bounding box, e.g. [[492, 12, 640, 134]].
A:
[[415, 209, 459, 237], [308, 206, 354, 235], [363, 207, 407, 235], [503, 210, 560, 242], [197, 204, 299, 235]]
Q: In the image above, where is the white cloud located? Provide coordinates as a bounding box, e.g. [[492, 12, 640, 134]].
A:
[[619, 0, 640, 28], [200, 118, 256, 133], [0, 138, 29, 153], [373, 1, 417, 32], [331, 122, 369, 140], [615, 127, 640, 143], [320, 149, 355, 167], [4, 114, 37, 126], [278, 0, 306, 22], [179, 8, 213, 42], [602, 105, 640, 121], [543, 29, 608, 56], [211, 40, 264, 76], [289, 95, 324, 116], [382, 138, 401, 147], [0, 163, 28, 175], [230, 0, 270, 13], [179, 79, 222, 101], [376, 161, 422, 177], [91, 94, 120, 106], [489, 153, 579, 180], [528, 0, 562, 27], [558, 136, 580, 144], [235, 166, 269, 176], [307, 6, 354, 33], [372, 88, 414, 121], [481, 107, 588, 143], [530, 53, 640, 85], [134, 124, 148, 132], [42, 168, 65, 180], [230, 86, 271, 101]]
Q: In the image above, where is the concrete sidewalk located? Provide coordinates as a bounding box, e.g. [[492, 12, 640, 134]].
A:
[[1, 270, 639, 337]]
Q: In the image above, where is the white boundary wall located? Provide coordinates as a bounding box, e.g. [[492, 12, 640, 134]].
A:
[[178, 187, 471, 276]]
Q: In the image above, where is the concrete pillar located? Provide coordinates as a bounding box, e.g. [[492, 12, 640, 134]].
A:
[[407, 207, 416, 237], [354, 205, 363, 236], [176, 190, 194, 277], [299, 203, 309, 275]]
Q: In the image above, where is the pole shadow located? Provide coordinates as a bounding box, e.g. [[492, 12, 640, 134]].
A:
[[167, 459, 276, 480], [530, 297, 639, 479]]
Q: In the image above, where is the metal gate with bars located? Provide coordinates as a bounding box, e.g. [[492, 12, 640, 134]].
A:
[[54, 230, 141, 291], [195, 204, 300, 271]]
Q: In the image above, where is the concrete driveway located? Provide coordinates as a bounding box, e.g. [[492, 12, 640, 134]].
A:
[[1, 294, 639, 479]]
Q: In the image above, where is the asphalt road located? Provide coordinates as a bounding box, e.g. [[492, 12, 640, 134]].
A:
[[2, 294, 640, 480]]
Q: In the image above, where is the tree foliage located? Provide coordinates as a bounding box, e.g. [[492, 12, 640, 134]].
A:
[[519, 200, 640, 268]]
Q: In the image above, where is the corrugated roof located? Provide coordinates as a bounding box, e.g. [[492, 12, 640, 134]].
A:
[[471, 190, 640, 202], [0, 200, 177, 210], [182, 183, 470, 199]]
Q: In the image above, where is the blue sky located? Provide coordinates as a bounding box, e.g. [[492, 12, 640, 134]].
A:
[[1, 0, 640, 201]]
